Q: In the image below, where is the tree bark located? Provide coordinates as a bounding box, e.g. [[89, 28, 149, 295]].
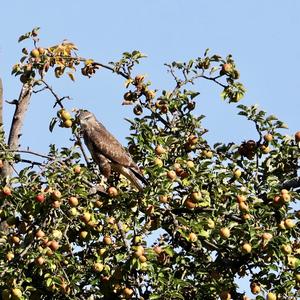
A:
[[0, 83, 33, 178]]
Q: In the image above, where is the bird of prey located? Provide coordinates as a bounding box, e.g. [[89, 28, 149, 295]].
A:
[[77, 110, 146, 191]]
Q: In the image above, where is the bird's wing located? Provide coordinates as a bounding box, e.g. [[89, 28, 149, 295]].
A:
[[83, 121, 137, 169]]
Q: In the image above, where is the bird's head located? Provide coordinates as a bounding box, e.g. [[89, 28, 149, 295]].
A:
[[75, 109, 95, 128]]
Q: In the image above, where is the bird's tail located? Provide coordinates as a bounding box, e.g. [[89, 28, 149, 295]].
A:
[[124, 168, 147, 192]]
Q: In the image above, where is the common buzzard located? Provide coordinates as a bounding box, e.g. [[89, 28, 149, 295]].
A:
[[77, 110, 146, 191]]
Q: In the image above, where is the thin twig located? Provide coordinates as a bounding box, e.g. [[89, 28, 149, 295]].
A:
[[0, 149, 53, 160]]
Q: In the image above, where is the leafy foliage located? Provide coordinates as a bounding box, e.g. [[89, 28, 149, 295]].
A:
[[0, 30, 299, 300]]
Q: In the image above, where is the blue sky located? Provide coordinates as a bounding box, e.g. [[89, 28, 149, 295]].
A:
[[1, 1, 300, 296], [1, 1, 300, 154]]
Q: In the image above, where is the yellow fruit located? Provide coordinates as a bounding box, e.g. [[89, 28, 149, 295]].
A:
[[11, 288, 22, 299], [233, 169, 242, 179], [30, 49, 40, 58], [220, 227, 230, 239], [188, 232, 197, 242], [167, 170, 177, 180], [264, 133, 273, 143], [191, 191, 202, 202], [59, 109, 72, 120], [68, 196, 79, 207], [139, 255, 147, 263], [93, 262, 104, 272], [186, 160, 195, 168], [267, 292, 277, 300], [239, 201, 249, 212], [103, 236, 112, 245], [241, 243, 252, 254], [261, 145, 271, 154], [6, 252, 14, 261], [51, 190, 61, 201], [236, 194, 246, 203], [281, 244, 292, 255], [188, 135, 198, 145], [159, 195, 169, 203], [155, 145, 166, 155], [284, 219, 295, 229], [202, 150, 213, 158], [63, 119, 72, 128], [123, 287, 133, 299], [154, 157, 163, 167]]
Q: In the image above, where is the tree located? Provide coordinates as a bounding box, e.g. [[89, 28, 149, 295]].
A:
[[0, 28, 299, 300]]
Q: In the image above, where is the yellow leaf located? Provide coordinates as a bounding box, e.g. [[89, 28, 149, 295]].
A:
[[85, 59, 94, 66], [67, 72, 75, 82]]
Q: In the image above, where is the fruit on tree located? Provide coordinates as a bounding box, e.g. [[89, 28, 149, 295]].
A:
[[93, 262, 104, 272], [202, 150, 213, 158], [264, 133, 273, 142], [2, 186, 12, 196], [35, 193, 45, 203], [81, 212, 91, 223], [159, 195, 169, 203], [107, 186, 118, 197], [191, 191, 202, 202], [284, 219, 295, 229], [220, 227, 230, 239], [295, 131, 300, 142], [241, 243, 252, 254], [153, 246, 163, 254], [51, 190, 61, 201], [68, 196, 79, 207], [59, 109, 72, 120], [250, 282, 261, 294], [139, 255, 147, 263], [154, 157, 163, 167], [184, 198, 196, 209], [35, 256, 45, 266], [233, 169, 242, 179], [186, 160, 195, 168], [30, 49, 40, 58], [261, 145, 271, 154], [155, 145, 166, 155], [167, 170, 177, 180], [239, 201, 249, 212], [236, 194, 246, 203], [123, 287, 133, 299], [266, 292, 277, 300], [63, 119, 73, 128], [6, 252, 14, 261], [281, 244, 292, 255], [219, 290, 231, 300], [73, 165, 81, 174], [189, 232, 198, 242], [49, 240, 59, 251], [35, 229, 45, 238], [222, 63, 233, 73], [103, 236, 112, 245]]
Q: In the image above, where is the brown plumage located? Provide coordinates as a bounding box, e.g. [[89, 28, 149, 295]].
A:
[[77, 110, 146, 191]]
